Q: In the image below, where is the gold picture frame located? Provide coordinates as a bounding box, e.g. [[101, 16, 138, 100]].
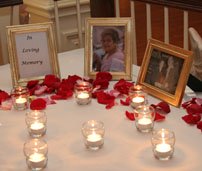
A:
[[137, 39, 193, 107], [6, 22, 60, 87], [84, 18, 132, 80]]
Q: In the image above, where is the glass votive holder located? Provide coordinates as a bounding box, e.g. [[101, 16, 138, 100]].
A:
[[81, 120, 105, 150], [23, 138, 48, 170], [134, 105, 155, 133], [151, 128, 175, 160], [11, 86, 29, 110], [129, 84, 147, 108], [25, 110, 47, 138], [74, 81, 93, 105]]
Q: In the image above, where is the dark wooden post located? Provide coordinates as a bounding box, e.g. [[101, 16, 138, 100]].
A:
[[90, 0, 115, 17]]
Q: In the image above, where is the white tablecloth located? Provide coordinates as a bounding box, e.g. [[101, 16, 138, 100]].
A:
[[0, 48, 202, 171]]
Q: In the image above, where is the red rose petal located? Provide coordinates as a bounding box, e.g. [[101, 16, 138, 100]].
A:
[[34, 85, 48, 96], [96, 91, 115, 105], [182, 114, 201, 124], [157, 101, 170, 113], [186, 104, 202, 115], [30, 98, 47, 110], [125, 111, 135, 121], [120, 97, 130, 106], [154, 112, 166, 122], [96, 72, 112, 81], [182, 98, 196, 109], [93, 79, 109, 90], [0, 90, 10, 104], [27, 80, 39, 89], [106, 100, 115, 109], [197, 121, 202, 131], [114, 79, 133, 95]]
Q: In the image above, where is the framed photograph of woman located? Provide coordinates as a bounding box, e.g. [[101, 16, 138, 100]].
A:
[[84, 18, 132, 80], [137, 39, 193, 107]]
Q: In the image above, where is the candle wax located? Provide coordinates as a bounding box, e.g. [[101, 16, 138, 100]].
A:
[[138, 118, 152, 125], [132, 96, 144, 103], [30, 122, 44, 130], [16, 97, 27, 104], [87, 132, 102, 142], [78, 92, 89, 99], [156, 143, 171, 153], [29, 153, 45, 163]]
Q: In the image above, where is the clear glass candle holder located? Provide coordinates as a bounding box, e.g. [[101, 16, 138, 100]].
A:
[[11, 86, 29, 110], [25, 110, 47, 138], [129, 84, 147, 108], [134, 105, 155, 133], [74, 81, 93, 105], [23, 138, 48, 170], [81, 120, 105, 150], [151, 128, 175, 160]]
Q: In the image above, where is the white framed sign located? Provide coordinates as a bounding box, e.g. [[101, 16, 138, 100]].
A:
[[6, 22, 60, 87]]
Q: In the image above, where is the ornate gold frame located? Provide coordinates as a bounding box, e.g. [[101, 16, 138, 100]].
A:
[[137, 39, 193, 107], [6, 22, 60, 87], [84, 18, 132, 80]]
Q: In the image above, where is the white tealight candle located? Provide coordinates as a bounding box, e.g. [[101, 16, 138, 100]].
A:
[[78, 92, 90, 99], [87, 132, 102, 142], [156, 143, 171, 153], [16, 97, 27, 104], [137, 118, 153, 132], [86, 132, 103, 149], [131, 96, 145, 108], [31, 122, 45, 130], [138, 118, 152, 125], [29, 153, 45, 163], [154, 143, 172, 159], [28, 153, 47, 169], [76, 92, 91, 105], [30, 122, 46, 137], [15, 97, 27, 110]]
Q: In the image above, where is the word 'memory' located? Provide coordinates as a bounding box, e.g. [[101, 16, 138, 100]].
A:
[[21, 60, 43, 65], [22, 48, 40, 53]]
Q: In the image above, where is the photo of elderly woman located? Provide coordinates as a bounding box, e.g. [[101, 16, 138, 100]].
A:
[[92, 26, 125, 72]]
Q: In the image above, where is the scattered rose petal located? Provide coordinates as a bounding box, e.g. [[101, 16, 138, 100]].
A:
[[0, 99, 12, 110], [96, 91, 115, 105], [186, 104, 202, 115], [0, 90, 10, 105], [182, 114, 201, 124], [151, 101, 170, 114], [30, 98, 47, 110], [195, 98, 202, 106], [34, 85, 48, 96], [108, 90, 120, 97], [114, 79, 133, 95], [120, 97, 130, 106], [106, 100, 115, 109], [197, 121, 202, 131], [43, 74, 60, 88], [125, 111, 135, 121], [182, 98, 196, 109], [27, 80, 39, 89], [93, 79, 109, 89], [96, 72, 112, 81], [157, 101, 170, 113], [154, 112, 166, 122]]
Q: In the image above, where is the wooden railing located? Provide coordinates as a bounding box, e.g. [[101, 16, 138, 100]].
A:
[[114, 0, 202, 65]]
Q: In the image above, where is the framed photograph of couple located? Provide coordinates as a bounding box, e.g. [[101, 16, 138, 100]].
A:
[[137, 39, 193, 107], [84, 17, 132, 80]]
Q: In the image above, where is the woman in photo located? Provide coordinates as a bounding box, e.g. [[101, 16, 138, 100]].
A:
[[93, 28, 125, 72]]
